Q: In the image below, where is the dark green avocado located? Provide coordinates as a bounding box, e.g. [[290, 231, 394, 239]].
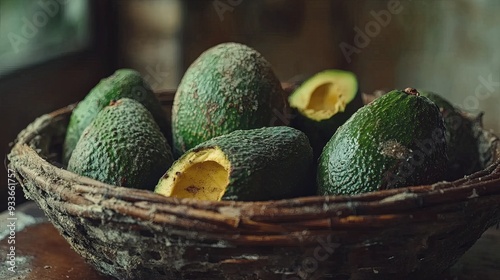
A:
[[317, 88, 448, 196], [419, 90, 483, 179], [155, 126, 314, 201], [171, 42, 286, 158], [67, 98, 174, 190], [63, 69, 169, 164]]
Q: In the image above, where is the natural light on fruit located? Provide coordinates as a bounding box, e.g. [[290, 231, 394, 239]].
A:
[[155, 148, 230, 201]]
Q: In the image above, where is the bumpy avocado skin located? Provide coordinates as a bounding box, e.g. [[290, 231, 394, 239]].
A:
[[419, 90, 482, 179], [192, 126, 314, 201], [67, 98, 174, 190], [63, 69, 169, 164], [172, 42, 286, 158], [317, 90, 448, 196]]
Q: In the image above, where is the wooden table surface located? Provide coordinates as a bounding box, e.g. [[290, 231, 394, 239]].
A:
[[1, 202, 499, 280]]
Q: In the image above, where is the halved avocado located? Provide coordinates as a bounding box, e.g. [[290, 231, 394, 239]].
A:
[[156, 148, 231, 201], [155, 126, 314, 201], [288, 69, 361, 160], [288, 69, 358, 121]]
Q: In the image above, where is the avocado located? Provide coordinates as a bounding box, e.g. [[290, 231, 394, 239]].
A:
[[155, 126, 313, 201], [288, 70, 362, 160], [67, 98, 174, 190], [419, 90, 482, 179], [171, 42, 286, 158], [63, 69, 169, 164], [317, 88, 448, 196]]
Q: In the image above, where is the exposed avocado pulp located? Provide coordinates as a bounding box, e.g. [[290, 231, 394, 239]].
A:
[[288, 70, 358, 121], [288, 69, 361, 160], [157, 148, 230, 201], [156, 126, 314, 201]]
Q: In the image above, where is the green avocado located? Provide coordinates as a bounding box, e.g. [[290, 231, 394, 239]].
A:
[[418, 90, 482, 179], [317, 88, 448, 196], [288, 70, 361, 160], [171, 42, 286, 158], [63, 69, 169, 164], [155, 126, 313, 201], [67, 98, 174, 190]]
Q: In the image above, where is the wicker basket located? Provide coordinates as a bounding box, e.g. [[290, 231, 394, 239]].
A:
[[7, 90, 500, 280]]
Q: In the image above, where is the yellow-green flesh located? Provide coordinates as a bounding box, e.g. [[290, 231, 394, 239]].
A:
[[155, 148, 230, 201], [289, 70, 357, 121]]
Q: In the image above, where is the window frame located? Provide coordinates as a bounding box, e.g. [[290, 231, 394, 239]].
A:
[[1, 0, 118, 212]]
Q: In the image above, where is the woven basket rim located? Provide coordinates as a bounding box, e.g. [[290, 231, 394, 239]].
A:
[[7, 90, 500, 224]]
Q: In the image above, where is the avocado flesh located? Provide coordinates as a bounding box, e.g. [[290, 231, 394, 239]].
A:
[[156, 148, 230, 201], [288, 70, 360, 160], [317, 88, 448, 196], [156, 126, 314, 201], [289, 70, 357, 121]]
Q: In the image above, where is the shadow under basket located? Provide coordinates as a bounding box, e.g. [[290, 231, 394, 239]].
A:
[[7, 90, 500, 280]]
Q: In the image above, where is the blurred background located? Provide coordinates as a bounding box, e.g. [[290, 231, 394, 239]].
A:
[[1, 0, 499, 210]]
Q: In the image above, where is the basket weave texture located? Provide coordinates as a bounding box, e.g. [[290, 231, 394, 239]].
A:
[[7, 91, 500, 280]]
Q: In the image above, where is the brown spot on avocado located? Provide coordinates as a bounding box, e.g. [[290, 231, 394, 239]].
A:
[[379, 140, 410, 160], [186, 185, 201, 194]]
